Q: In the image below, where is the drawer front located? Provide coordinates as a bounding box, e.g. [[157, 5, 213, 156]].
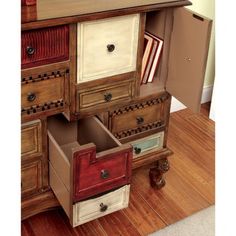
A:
[[77, 80, 134, 111], [21, 120, 42, 160], [72, 145, 132, 201], [21, 160, 42, 198], [77, 14, 139, 82], [21, 25, 69, 69], [21, 71, 68, 116], [72, 185, 130, 227], [131, 132, 164, 158], [109, 94, 171, 140]]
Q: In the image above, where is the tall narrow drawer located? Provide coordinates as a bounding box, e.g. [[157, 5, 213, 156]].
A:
[[77, 80, 134, 112], [21, 160, 42, 198], [21, 25, 69, 69], [48, 115, 132, 202], [131, 132, 164, 158], [21, 70, 68, 117], [77, 14, 140, 83], [21, 120, 42, 160]]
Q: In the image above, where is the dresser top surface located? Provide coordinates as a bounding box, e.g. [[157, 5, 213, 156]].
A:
[[22, 0, 189, 27]]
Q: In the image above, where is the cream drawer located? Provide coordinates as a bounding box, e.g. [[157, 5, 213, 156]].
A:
[[73, 185, 130, 227], [131, 132, 164, 158], [50, 162, 130, 227], [77, 14, 140, 83]]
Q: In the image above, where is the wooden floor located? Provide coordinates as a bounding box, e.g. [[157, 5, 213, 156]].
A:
[[22, 103, 215, 236]]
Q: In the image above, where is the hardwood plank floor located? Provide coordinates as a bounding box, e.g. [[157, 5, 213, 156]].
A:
[[21, 103, 215, 236]]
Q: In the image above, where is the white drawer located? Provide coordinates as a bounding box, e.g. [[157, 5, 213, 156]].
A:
[[73, 185, 130, 227], [77, 14, 140, 83]]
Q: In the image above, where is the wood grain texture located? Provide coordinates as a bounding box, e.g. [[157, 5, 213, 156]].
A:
[[22, 25, 69, 69], [21, 104, 214, 235]]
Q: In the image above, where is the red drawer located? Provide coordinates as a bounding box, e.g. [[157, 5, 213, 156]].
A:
[[21, 25, 69, 69], [48, 115, 132, 202]]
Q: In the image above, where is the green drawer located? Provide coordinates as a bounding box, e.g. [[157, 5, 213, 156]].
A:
[[131, 132, 164, 158]]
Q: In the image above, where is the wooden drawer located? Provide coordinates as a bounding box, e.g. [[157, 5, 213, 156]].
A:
[[21, 70, 68, 117], [48, 115, 132, 202], [21, 25, 69, 69], [77, 79, 135, 112], [77, 14, 140, 83], [50, 161, 130, 227], [21, 120, 42, 160], [131, 132, 164, 158], [109, 94, 171, 140], [21, 160, 42, 198]]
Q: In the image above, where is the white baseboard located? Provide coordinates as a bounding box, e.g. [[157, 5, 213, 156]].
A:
[[170, 85, 213, 113]]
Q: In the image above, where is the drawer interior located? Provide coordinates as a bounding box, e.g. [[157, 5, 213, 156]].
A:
[[48, 114, 121, 156]]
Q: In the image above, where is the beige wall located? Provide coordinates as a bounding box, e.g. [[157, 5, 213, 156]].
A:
[[187, 0, 215, 87]]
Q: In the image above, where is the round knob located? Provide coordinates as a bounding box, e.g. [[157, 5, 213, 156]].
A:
[[107, 44, 115, 52], [27, 92, 36, 102], [26, 46, 35, 55], [104, 93, 112, 102], [101, 169, 109, 179], [134, 147, 141, 155], [100, 203, 108, 212], [136, 116, 144, 125]]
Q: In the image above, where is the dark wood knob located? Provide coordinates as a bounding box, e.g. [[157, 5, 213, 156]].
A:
[[107, 44, 115, 52], [136, 116, 144, 125], [100, 203, 108, 212], [100, 169, 109, 179], [26, 46, 35, 55], [27, 92, 36, 102], [134, 147, 141, 155], [104, 93, 112, 102]]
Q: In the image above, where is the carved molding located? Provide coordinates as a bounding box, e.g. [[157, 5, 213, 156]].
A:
[[109, 94, 170, 117], [113, 120, 165, 139]]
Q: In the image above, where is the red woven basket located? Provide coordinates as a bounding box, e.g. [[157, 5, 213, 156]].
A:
[[21, 0, 36, 6]]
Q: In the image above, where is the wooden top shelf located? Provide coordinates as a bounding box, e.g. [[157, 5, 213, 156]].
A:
[[21, 0, 191, 30]]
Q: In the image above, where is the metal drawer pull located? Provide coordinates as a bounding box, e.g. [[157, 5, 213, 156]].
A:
[[136, 116, 144, 125], [104, 93, 112, 102], [27, 92, 36, 102], [100, 169, 109, 179], [26, 46, 35, 55], [134, 147, 142, 155], [100, 203, 108, 212], [107, 44, 115, 52]]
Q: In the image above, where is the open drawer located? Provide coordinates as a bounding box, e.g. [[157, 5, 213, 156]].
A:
[[47, 115, 132, 203]]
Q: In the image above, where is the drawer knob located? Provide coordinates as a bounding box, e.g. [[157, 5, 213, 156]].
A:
[[136, 116, 144, 125], [104, 93, 112, 102], [101, 169, 110, 179], [26, 46, 35, 55], [100, 203, 108, 212], [107, 44, 115, 52], [27, 92, 36, 102], [134, 147, 142, 155]]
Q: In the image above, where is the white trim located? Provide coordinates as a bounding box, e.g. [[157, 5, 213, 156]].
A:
[[170, 85, 213, 113]]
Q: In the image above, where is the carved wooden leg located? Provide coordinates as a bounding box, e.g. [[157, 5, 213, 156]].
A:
[[149, 158, 170, 189]]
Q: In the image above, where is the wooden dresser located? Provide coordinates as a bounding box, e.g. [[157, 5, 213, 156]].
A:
[[21, 0, 212, 227]]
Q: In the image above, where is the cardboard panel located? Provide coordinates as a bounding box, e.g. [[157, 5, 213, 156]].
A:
[[166, 8, 212, 112]]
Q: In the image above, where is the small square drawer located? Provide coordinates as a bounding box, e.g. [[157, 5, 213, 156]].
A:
[[48, 115, 132, 202], [21, 70, 68, 117], [131, 132, 164, 158], [77, 14, 140, 83], [21, 159, 42, 198], [21, 120, 42, 161], [77, 79, 135, 113], [21, 25, 69, 69]]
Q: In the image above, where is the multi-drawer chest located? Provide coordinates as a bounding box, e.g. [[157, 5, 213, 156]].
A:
[[21, 0, 212, 227]]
